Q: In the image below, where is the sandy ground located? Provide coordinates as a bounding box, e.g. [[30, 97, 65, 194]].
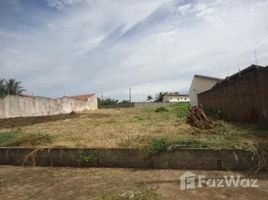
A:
[[0, 166, 268, 200]]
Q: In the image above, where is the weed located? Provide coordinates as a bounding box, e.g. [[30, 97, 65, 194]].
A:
[[146, 137, 209, 155], [78, 150, 99, 166], [155, 107, 168, 112]]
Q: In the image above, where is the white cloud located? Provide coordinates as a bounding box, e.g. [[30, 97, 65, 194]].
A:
[[0, 0, 268, 100]]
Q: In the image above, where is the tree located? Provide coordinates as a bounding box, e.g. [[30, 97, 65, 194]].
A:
[[99, 97, 119, 105], [147, 95, 153, 102], [5, 79, 25, 95], [154, 92, 165, 102]]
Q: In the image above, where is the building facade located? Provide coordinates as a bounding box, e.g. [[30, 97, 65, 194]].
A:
[[163, 92, 190, 103], [189, 75, 222, 106]]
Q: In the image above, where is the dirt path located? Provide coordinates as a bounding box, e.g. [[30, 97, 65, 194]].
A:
[[0, 166, 268, 200]]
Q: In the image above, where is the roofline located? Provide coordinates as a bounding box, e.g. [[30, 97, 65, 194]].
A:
[[226, 64, 264, 80], [66, 93, 96, 98], [194, 74, 223, 81], [198, 64, 267, 96], [164, 94, 189, 97]]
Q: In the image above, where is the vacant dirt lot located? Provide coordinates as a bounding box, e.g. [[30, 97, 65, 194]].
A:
[[0, 104, 267, 149], [0, 166, 268, 200]]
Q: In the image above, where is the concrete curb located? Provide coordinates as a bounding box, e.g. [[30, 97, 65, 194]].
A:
[[0, 148, 267, 170]]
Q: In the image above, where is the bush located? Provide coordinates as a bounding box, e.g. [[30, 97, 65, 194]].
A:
[[98, 97, 119, 105]]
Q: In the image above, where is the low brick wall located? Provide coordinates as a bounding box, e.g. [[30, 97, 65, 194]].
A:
[[0, 148, 267, 170]]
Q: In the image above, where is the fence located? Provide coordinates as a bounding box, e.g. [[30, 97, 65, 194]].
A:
[[198, 65, 268, 123]]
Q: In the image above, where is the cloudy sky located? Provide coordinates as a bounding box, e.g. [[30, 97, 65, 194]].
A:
[[1, 0, 268, 101]]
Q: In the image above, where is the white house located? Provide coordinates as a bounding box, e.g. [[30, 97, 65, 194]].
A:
[[163, 92, 190, 103], [189, 74, 222, 106]]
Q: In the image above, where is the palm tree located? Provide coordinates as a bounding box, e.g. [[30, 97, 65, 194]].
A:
[[154, 92, 164, 102], [5, 79, 25, 95]]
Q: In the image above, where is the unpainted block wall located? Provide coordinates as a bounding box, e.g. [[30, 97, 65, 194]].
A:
[[0, 95, 98, 118], [198, 67, 268, 123]]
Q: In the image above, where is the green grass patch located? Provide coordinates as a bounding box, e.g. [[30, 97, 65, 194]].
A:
[[168, 102, 190, 118], [0, 131, 17, 144], [0, 131, 54, 147], [146, 137, 209, 155]]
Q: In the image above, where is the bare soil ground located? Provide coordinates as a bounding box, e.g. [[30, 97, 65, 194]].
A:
[[0, 104, 267, 149], [0, 166, 268, 200]]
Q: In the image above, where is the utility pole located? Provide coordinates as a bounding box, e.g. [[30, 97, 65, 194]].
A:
[[254, 49, 258, 65], [129, 88, 132, 102], [101, 91, 104, 100]]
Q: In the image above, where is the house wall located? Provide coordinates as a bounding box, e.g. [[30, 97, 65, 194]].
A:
[[189, 77, 220, 106], [163, 96, 189, 103], [198, 67, 268, 123], [0, 95, 98, 118]]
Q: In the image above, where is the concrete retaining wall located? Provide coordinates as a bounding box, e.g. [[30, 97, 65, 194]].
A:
[[0, 148, 267, 170], [0, 95, 98, 118]]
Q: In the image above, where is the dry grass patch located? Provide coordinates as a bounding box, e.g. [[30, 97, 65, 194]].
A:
[[0, 103, 267, 150]]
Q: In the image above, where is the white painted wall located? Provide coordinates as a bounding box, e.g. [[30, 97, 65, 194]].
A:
[[163, 95, 190, 103], [189, 76, 220, 106], [0, 95, 98, 118]]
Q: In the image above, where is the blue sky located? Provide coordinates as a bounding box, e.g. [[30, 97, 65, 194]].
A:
[[1, 0, 268, 101]]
